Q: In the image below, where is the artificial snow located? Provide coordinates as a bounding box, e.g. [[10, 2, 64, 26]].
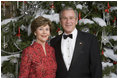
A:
[[79, 18, 94, 25], [35, 8, 48, 17], [27, 24, 31, 36], [92, 17, 106, 27], [108, 36, 117, 41], [108, 73, 117, 78], [102, 62, 117, 78], [35, 9, 60, 24], [103, 72, 117, 78], [102, 62, 113, 70], [42, 14, 59, 24], [110, 7, 117, 11], [1, 16, 22, 25], [20, 24, 27, 31], [104, 48, 117, 61], [1, 54, 20, 66], [76, 4, 82, 9]]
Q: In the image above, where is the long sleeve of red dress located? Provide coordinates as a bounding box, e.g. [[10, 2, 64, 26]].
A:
[[19, 47, 32, 77], [19, 42, 57, 78]]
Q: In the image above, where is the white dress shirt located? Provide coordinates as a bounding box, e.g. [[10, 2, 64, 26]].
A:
[[61, 28, 77, 70]]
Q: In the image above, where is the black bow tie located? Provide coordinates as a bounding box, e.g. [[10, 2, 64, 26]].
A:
[[63, 34, 73, 39]]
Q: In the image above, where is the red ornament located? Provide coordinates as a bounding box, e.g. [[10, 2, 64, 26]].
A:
[[113, 61, 117, 65], [24, 1, 27, 4], [56, 28, 60, 32], [105, 9, 109, 13], [101, 50, 104, 55], [112, 20, 115, 23], [105, 2, 111, 13], [114, 16, 117, 20], [16, 27, 21, 39], [112, 16, 116, 23], [79, 12, 81, 20], [50, 3, 55, 9], [107, 2, 111, 9]]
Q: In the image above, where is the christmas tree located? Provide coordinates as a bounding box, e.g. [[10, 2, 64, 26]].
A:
[[1, 1, 117, 78]]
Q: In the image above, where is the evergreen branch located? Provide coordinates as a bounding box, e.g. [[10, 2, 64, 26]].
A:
[[83, 10, 92, 19]]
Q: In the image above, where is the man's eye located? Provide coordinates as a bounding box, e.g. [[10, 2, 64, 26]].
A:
[[70, 17, 75, 20], [62, 17, 67, 20]]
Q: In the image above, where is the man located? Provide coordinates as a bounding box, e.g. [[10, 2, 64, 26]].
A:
[[50, 7, 102, 78]]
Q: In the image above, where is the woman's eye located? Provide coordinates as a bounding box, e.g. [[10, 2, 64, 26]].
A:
[[46, 28, 49, 31], [39, 28, 43, 30]]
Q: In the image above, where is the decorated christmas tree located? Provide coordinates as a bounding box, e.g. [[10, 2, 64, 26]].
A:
[[1, 1, 117, 78]]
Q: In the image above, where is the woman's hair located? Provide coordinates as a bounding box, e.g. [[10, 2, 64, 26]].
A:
[[59, 7, 78, 19], [31, 16, 52, 34]]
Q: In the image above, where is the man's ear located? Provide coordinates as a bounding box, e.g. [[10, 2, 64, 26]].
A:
[[75, 18, 78, 25], [60, 21, 62, 25]]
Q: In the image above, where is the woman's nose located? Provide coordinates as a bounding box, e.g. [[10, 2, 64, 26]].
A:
[[43, 30, 47, 33]]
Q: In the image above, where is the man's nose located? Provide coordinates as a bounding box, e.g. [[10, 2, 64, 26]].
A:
[[66, 18, 70, 23]]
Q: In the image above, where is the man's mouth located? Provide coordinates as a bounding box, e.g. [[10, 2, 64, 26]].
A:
[[66, 25, 72, 26]]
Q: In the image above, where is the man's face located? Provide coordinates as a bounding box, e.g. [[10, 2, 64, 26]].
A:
[[60, 10, 78, 34]]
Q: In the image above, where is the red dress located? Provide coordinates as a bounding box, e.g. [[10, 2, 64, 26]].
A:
[[19, 42, 57, 78]]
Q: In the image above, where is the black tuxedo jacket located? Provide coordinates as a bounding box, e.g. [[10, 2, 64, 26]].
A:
[[50, 29, 102, 78]]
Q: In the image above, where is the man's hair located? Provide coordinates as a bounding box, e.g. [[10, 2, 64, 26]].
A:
[[31, 16, 52, 34], [59, 7, 78, 19]]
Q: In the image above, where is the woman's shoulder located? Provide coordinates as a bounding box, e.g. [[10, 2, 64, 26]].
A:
[[46, 43, 55, 51], [22, 45, 34, 54], [46, 43, 52, 48]]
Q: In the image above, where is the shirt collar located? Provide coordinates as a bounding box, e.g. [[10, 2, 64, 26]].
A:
[[63, 28, 77, 39]]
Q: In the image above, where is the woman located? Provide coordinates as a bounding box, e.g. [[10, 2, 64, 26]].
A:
[[19, 16, 57, 78]]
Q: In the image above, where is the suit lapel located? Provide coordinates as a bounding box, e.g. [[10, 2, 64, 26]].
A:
[[57, 35, 68, 71], [69, 30, 83, 71]]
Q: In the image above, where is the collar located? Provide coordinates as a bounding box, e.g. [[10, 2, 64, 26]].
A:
[[63, 28, 77, 40]]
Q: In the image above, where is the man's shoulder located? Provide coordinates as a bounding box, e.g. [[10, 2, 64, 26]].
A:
[[50, 34, 62, 46], [77, 29, 97, 40], [51, 34, 62, 41]]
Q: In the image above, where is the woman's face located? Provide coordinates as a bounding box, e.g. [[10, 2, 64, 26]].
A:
[[34, 24, 50, 44]]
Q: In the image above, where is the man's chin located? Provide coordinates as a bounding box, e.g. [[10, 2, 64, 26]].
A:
[[65, 30, 72, 34]]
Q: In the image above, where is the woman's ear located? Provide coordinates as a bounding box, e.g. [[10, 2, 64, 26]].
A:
[[34, 32, 36, 36]]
